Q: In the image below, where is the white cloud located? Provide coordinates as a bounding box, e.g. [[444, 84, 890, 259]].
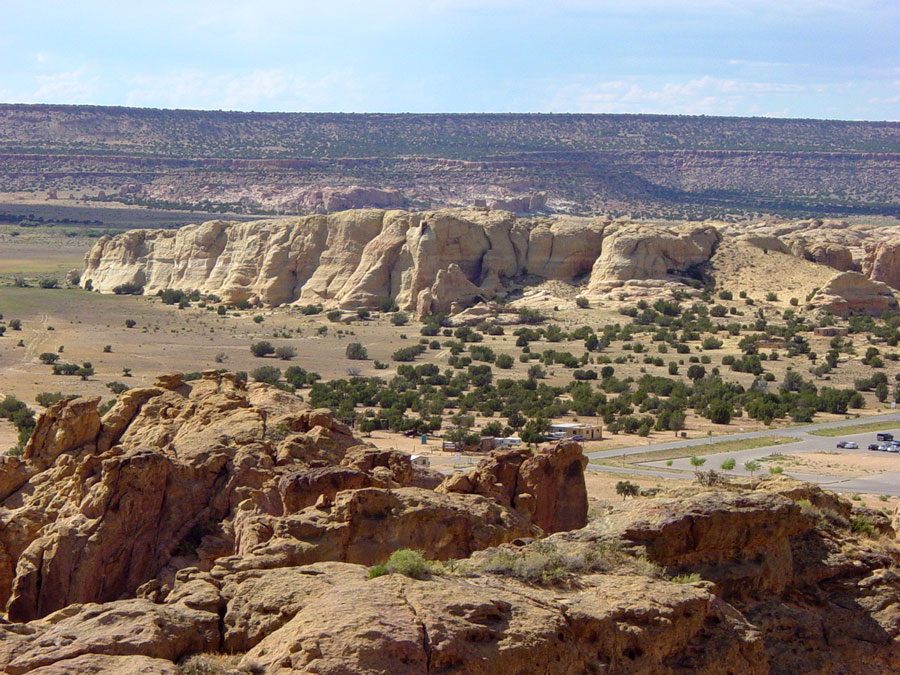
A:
[[125, 68, 368, 111], [8, 66, 100, 104], [543, 76, 868, 117]]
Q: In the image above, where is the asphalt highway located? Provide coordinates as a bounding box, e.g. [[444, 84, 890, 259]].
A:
[[586, 412, 900, 496]]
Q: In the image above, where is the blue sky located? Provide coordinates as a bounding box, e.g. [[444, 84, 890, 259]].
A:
[[1, 1, 897, 119]]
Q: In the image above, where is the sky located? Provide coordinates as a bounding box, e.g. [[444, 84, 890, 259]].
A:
[[1, 1, 897, 120]]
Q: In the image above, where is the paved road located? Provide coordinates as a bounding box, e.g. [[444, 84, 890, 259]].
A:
[[585, 411, 900, 460], [586, 413, 900, 496]]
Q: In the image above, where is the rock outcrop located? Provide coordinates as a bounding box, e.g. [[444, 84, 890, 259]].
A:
[[2, 476, 897, 673], [807, 271, 899, 316], [586, 222, 720, 292], [725, 218, 900, 281], [864, 241, 900, 291], [0, 375, 587, 625], [80, 209, 725, 315], [438, 441, 588, 534]]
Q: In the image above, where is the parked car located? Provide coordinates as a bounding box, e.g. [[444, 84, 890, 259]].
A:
[[888, 445, 900, 454], [570, 435, 585, 441], [836, 441, 857, 449], [878, 444, 891, 452], [876, 432, 894, 442], [868, 443, 881, 451]]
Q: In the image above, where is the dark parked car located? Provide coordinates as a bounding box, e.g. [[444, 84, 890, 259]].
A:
[[836, 441, 857, 449], [876, 432, 894, 442], [868, 443, 881, 451]]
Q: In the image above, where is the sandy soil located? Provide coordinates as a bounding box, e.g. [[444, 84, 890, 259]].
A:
[[766, 450, 900, 477]]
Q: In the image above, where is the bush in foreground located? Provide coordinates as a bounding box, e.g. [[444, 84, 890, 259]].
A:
[[369, 549, 431, 579]]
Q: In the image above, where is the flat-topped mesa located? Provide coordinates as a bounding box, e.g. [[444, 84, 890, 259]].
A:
[[80, 208, 721, 315]]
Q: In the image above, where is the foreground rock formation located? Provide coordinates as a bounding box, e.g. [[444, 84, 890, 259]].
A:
[[1, 452, 897, 673], [0, 376, 585, 623]]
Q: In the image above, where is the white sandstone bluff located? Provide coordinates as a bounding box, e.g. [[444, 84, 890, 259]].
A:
[[81, 208, 720, 315]]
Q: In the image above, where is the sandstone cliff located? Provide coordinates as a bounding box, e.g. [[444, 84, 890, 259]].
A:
[[81, 208, 722, 314]]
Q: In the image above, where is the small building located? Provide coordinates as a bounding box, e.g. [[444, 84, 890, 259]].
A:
[[548, 422, 602, 441], [409, 455, 430, 468], [494, 437, 522, 448], [814, 326, 849, 337], [441, 437, 496, 453]]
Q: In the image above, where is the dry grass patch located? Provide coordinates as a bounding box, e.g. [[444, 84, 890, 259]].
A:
[[807, 420, 900, 437], [591, 435, 800, 469]]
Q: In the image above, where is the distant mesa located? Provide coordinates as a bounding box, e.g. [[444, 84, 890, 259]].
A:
[[1, 104, 898, 219], [80, 208, 900, 317], [80, 208, 722, 316]]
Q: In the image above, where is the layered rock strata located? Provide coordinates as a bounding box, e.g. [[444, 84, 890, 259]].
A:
[[80, 208, 720, 313]]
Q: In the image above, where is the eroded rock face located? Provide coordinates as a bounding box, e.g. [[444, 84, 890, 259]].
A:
[[227, 487, 542, 572], [238, 571, 763, 675], [0, 373, 360, 621], [438, 441, 588, 534], [1, 476, 898, 673], [586, 222, 720, 293], [724, 217, 900, 281], [864, 241, 900, 291], [0, 374, 587, 626], [807, 271, 899, 316], [81, 209, 730, 315]]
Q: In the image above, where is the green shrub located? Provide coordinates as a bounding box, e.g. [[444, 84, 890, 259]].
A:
[[671, 573, 702, 584], [850, 516, 875, 536], [112, 281, 143, 295], [106, 381, 128, 395], [250, 341, 275, 357], [250, 366, 281, 384], [390, 311, 409, 326], [496, 354, 514, 369], [346, 342, 368, 360], [35, 392, 73, 407], [369, 549, 431, 580], [615, 480, 640, 499], [275, 346, 296, 361]]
